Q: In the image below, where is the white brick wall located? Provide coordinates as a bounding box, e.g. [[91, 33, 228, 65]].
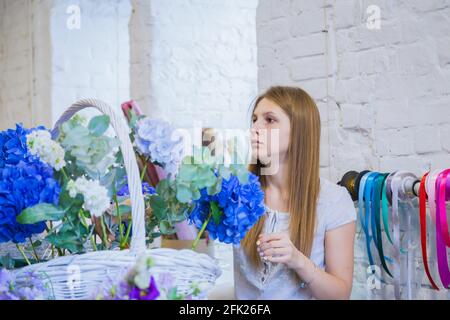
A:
[[1, 0, 448, 300], [130, 0, 258, 129], [50, 0, 131, 122], [257, 0, 450, 299], [0, 0, 131, 129]]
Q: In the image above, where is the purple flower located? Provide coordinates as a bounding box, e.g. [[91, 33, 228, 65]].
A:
[[128, 276, 160, 300], [189, 173, 265, 245], [0, 269, 50, 300]]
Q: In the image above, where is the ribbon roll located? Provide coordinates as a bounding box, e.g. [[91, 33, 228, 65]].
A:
[[425, 169, 441, 225], [362, 172, 380, 268], [419, 172, 440, 290], [358, 171, 376, 267], [372, 173, 392, 277], [436, 170, 450, 248], [390, 171, 417, 300], [436, 169, 450, 288], [382, 172, 396, 245]]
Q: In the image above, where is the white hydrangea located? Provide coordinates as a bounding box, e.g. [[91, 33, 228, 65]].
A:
[[67, 176, 111, 217], [26, 129, 66, 171]]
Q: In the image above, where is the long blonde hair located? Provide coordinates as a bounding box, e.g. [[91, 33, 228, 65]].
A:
[[242, 86, 321, 270]]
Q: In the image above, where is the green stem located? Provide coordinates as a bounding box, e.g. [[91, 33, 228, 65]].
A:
[[61, 167, 69, 182], [90, 235, 98, 251], [49, 221, 55, 259], [121, 217, 132, 249], [140, 161, 148, 181], [28, 238, 40, 262], [191, 212, 212, 250], [100, 216, 108, 248], [16, 244, 31, 266], [113, 191, 123, 245], [57, 248, 64, 257], [79, 209, 97, 251]]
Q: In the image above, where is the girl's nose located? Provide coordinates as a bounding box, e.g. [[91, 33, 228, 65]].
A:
[[251, 119, 263, 131], [251, 127, 260, 139]]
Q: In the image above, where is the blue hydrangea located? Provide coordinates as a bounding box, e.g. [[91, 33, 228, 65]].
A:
[[0, 124, 61, 244], [134, 118, 184, 177], [0, 124, 45, 168], [189, 173, 265, 245], [117, 181, 156, 197]]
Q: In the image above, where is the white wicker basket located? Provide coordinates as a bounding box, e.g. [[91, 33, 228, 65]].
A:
[[13, 99, 222, 300]]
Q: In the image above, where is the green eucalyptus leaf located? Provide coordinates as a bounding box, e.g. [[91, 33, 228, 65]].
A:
[[176, 184, 193, 203], [159, 220, 176, 235], [150, 195, 168, 220], [191, 188, 201, 201], [218, 165, 231, 180], [46, 231, 84, 253], [17, 203, 66, 224], [88, 115, 110, 137], [207, 177, 222, 196], [178, 164, 197, 181], [236, 170, 249, 184]]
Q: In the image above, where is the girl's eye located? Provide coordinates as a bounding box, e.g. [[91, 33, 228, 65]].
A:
[[266, 117, 275, 124], [252, 116, 257, 123]]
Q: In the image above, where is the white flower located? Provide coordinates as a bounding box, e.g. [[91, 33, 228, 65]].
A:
[[67, 176, 110, 217], [133, 255, 154, 290], [26, 129, 66, 171], [67, 180, 78, 198]]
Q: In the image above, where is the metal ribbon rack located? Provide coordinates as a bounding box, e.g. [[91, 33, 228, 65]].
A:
[[338, 169, 449, 299]]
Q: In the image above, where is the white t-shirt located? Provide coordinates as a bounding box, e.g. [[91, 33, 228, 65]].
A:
[[233, 177, 357, 300]]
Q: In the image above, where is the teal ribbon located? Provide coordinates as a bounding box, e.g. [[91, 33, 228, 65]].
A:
[[373, 173, 392, 277]]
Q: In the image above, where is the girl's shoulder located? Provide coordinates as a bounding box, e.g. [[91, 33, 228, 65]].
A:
[[317, 177, 357, 230], [318, 177, 350, 204]]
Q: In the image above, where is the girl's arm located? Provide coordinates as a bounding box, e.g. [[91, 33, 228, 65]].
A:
[[293, 222, 356, 299]]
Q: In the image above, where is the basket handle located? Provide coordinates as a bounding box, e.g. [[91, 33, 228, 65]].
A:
[[51, 98, 146, 254]]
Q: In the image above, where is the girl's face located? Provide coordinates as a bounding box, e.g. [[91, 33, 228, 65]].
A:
[[251, 98, 291, 165]]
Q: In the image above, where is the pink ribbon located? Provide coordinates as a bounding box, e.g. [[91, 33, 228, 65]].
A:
[[435, 169, 450, 288]]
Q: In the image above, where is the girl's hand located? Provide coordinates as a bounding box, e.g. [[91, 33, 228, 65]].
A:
[[257, 232, 306, 270]]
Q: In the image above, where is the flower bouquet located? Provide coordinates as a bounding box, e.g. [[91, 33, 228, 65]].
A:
[[121, 101, 266, 252], [0, 112, 155, 268], [0, 99, 222, 300]]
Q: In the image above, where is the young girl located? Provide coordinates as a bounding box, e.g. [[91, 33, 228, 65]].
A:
[[233, 86, 357, 300]]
